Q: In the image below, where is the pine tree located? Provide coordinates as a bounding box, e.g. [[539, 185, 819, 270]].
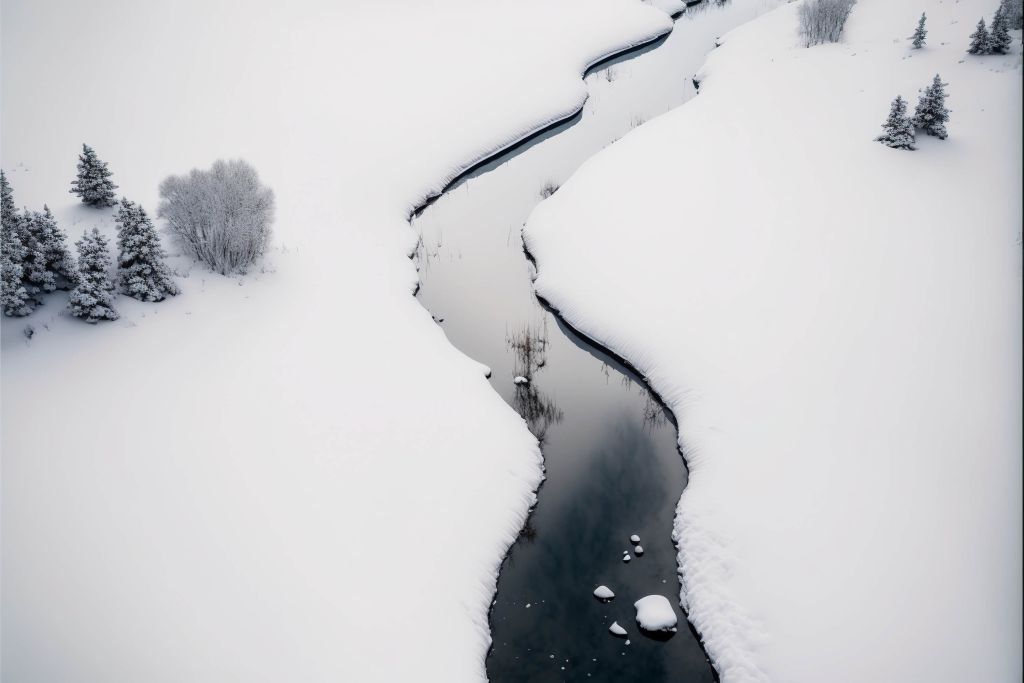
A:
[[875, 96, 916, 150], [913, 75, 950, 139], [911, 12, 927, 48], [69, 144, 118, 207], [990, 7, 1013, 53], [28, 206, 77, 288], [968, 18, 992, 54], [1001, 0, 1024, 30], [23, 238, 56, 295], [1, 172, 34, 316], [1, 229, 31, 317], [913, 74, 951, 140], [68, 228, 119, 322], [1, 171, 17, 235], [116, 198, 179, 302]]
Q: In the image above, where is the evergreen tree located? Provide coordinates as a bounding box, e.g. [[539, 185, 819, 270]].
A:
[[1, 172, 34, 316], [911, 12, 927, 48], [23, 238, 56, 295], [913, 74, 951, 139], [1, 171, 18, 235], [68, 228, 119, 322], [875, 96, 916, 150], [967, 18, 992, 54], [27, 206, 77, 288], [1001, 0, 1024, 30], [990, 7, 1013, 53], [116, 198, 179, 302], [69, 144, 118, 207], [1, 228, 31, 317]]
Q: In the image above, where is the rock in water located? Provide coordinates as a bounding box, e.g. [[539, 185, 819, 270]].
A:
[[622, 553, 631, 563], [634, 595, 678, 632], [630, 534, 640, 544], [513, 375, 529, 385], [634, 545, 644, 556], [593, 585, 615, 601], [609, 621, 627, 637]]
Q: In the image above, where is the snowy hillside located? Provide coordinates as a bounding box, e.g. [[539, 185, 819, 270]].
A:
[[0, 1, 674, 680], [524, 0, 1023, 681]]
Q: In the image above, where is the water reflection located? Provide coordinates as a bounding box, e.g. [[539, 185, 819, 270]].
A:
[[507, 322, 564, 444], [488, 416, 711, 682]]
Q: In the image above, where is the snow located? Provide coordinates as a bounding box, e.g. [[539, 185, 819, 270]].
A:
[[609, 621, 628, 637], [593, 585, 616, 600], [524, 0, 1023, 681], [633, 595, 678, 632], [0, 1, 674, 681]]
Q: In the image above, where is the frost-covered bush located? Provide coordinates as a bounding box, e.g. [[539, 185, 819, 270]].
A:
[[157, 159, 274, 275], [539, 181, 560, 199], [798, 0, 856, 46]]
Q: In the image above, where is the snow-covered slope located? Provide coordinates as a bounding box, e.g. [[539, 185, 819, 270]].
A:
[[525, 0, 1023, 681], [0, 1, 673, 681]]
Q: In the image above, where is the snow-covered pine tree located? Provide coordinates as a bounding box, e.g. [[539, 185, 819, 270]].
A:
[[23, 236, 56, 295], [1, 226, 31, 317], [116, 198, 179, 302], [911, 12, 927, 48], [967, 18, 992, 54], [68, 228, 119, 322], [1001, 0, 1023, 29], [913, 74, 951, 139], [1, 172, 34, 316], [875, 96, 916, 150], [28, 206, 77, 288], [990, 7, 1013, 53], [69, 144, 118, 207], [1, 171, 17, 233]]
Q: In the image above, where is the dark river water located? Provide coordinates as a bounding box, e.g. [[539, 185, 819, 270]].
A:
[[411, 3, 773, 680]]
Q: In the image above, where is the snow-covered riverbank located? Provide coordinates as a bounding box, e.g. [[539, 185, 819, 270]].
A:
[[1, 2, 675, 680], [525, 0, 1023, 681]]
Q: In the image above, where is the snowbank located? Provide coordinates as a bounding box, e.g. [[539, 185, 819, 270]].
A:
[[525, 0, 1022, 681], [0, 1, 673, 681]]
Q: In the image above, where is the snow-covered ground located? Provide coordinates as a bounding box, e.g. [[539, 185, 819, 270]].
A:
[[0, 1, 676, 680], [525, 0, 1023, 681]]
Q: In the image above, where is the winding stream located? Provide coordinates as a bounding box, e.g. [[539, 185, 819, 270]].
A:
[[411, 3, 775, 680]]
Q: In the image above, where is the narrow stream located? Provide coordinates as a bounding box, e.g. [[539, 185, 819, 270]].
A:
[[411, 3, 774, 680]]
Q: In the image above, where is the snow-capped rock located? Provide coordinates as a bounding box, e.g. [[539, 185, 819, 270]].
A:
[[593, 585, 615, 601], [634, 595, 677, 632], [609, 621, 627, 637]]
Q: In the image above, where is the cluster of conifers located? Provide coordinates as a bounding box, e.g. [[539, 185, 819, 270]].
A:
[[1, 145, 177, 323], [876, 1, 1018, 151]]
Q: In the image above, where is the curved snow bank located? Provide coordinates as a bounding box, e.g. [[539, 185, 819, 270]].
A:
[[525, 0, 1022, 681], [0, 1, 671, 681]]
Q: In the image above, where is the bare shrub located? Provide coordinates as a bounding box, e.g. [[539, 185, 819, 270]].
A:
[[539, 181, 560, 199], [798, 0, 856, 46], [158, 159, 274, 275]]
